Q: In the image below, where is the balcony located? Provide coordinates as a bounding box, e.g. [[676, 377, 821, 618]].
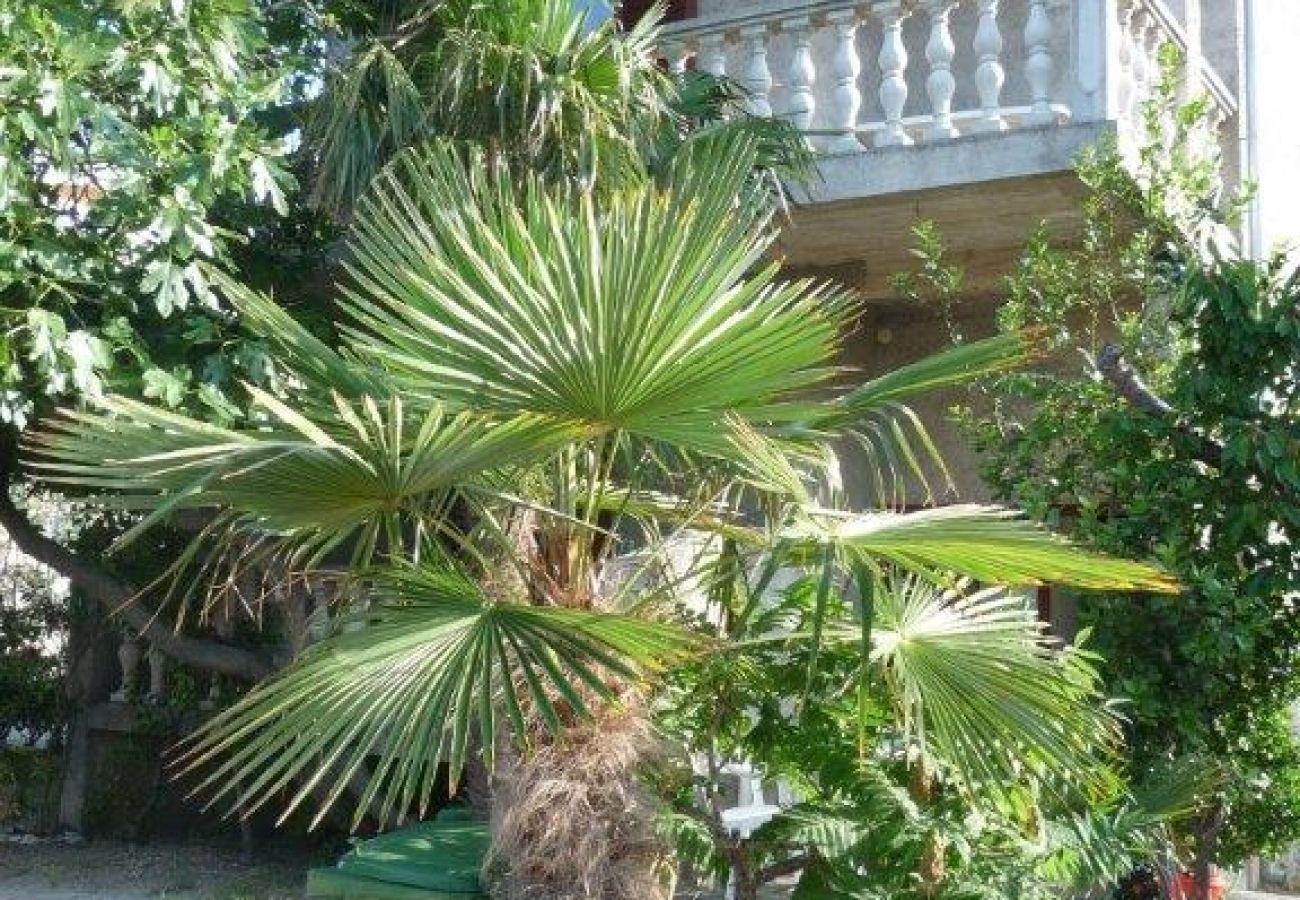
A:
[[659, 0, 1241, 300]]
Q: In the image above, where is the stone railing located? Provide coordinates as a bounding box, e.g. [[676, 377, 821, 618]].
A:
[[109, 629, 223, 709], [658, 0, 1237, 160], [1112, 0, 1235, 148]]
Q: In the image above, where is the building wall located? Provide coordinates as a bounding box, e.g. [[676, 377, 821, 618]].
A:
[[839, 302, 1001, 510], [1246, 0, 1300, 253]]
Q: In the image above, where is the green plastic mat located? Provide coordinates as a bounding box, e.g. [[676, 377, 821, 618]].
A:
[[307, 808, 489, 898], [307, 866, 477, 899]]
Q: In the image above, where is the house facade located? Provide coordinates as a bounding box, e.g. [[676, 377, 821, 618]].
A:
[[651, 0, 1256, 502], [646, 1, 1300, 493], [649, 2, 1300, 889]]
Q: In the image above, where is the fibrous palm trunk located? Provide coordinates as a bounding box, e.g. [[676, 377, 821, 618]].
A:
[[484, 701, 674, 899]]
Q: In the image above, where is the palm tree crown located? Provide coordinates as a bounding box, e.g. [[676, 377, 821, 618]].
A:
[[31, 130, 1176, 831]]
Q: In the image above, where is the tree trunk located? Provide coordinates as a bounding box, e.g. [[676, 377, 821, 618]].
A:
[[909, 758, 947, 897], [1192, 801, 1225, 900], [485, 702, 674, 899], [730, 856, 760, 900], [0, 486, 274, 682]]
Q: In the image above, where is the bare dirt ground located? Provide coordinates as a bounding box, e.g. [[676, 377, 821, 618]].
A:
[[0, 837, 318, 899], [1, 840, 1291, 900], [0, 839, 790, 899]]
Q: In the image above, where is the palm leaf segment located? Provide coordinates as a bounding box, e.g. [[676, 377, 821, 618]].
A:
[[788, 504, 1180, 593], [179, 566, 698, 829]]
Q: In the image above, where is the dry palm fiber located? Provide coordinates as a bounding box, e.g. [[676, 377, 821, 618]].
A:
[[485, 699, 674, 899]]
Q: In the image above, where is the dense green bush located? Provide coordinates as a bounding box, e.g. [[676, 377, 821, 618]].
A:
[[656, 576, 1193, 899], [0, 556, 64, 743], [0, 746, 60, 831], [916, 63, 1300, 881]]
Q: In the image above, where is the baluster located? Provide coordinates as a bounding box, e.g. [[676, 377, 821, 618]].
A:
[[1024, 0, 1056, 125], [826, 9, 864, 154], [973, 0, 1007, 132], [1140, 10, 1173, 136], [110, 630, 142, 702], [1116, 1, 1136, 129], [662, 39, 690, 76], [146, 644, 167, 701], [1204, 104, 1227, 198], [698, 32, 727, 78], [924, 0, 960, 141], [199, 673, 221, 711], [1128, 6, 1154, 127], [783, 16, 816, 142], [1138, 6, 1177, 140], [873, 1, 913, 147], [739, 24, 773, 118]]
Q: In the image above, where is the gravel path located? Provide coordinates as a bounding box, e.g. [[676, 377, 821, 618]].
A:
[[0, 837, 319, 899]]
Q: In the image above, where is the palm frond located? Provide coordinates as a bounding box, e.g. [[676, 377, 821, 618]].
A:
[[828, 330, 1045, 423], [788, 505, 1179, 593], [863, 576, 1121, 794], [339, 136, 852, 462], [418, 1, 669, 182], [818, 331, 1044, 505], [207, 268, 383, 399], [177, 562, 699, 829], [307, 0, 673, 214], [29, 392, 586, 568], [643, 70, 817, 190], [843, 401, 954, 507], [308, 40, 429, 216]]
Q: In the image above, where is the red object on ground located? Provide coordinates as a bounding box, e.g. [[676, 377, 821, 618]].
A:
[[1172, 871, 1227, 900]]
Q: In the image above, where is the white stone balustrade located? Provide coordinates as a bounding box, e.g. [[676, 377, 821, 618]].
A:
[[656, 0, 1236, 164], [110, 631, 142, 702], [1112, 0, 1237, 175]]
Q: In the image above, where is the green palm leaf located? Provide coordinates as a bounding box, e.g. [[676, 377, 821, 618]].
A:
[[29, 392, 586, 568], [820, 331, 1045, 504], [338, 136, 851, 460], [177, 563, 698, 829], [206, 268, 383, 400], [418, 1, 668, 179], [308, 39, 428, 216], [863, 576, 1120, 792], [789, 504, 1179, 593], [308, 0, 671, 214], [828, 331, 1044, 422]]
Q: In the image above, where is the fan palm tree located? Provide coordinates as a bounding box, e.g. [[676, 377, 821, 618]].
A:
[[31, 130, 1177, 896], [306, 0, 810, 217], [307, 0, 670, 215]]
